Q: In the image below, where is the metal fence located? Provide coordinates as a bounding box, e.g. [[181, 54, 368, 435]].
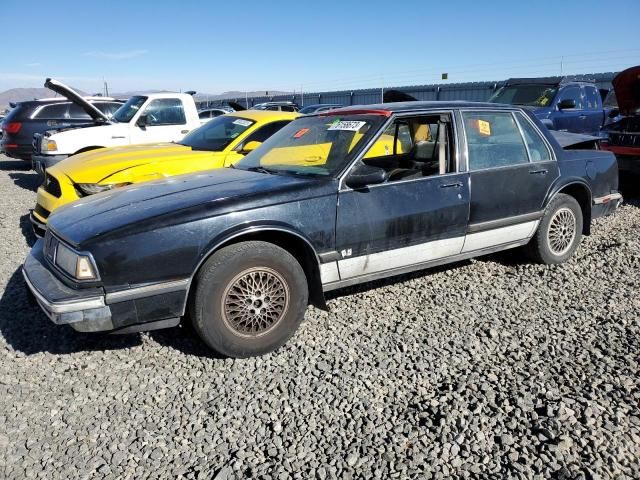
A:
[[196, 72, 618, 110]]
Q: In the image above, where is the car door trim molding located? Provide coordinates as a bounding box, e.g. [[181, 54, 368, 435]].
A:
[[467, 211, 543, 233], [326, 219, 539, 288], [323, 235, 533, 292], [105, 278, 190, 304]]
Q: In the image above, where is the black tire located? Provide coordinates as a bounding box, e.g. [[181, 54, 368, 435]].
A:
[[190, 241, 309, 358], [528, 193, 583, 264]]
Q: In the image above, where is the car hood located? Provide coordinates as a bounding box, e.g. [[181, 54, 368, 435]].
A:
[[45, 78, 110, 123], [611, 66, 640, 116], [56, 143, 222, 183], [48, 168, 336, 245]]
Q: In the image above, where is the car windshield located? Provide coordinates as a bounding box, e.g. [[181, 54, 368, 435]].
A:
[[179, 115, 255, 151], [112, 96, 147, 123], [234, 114, 386, 177], [489, 85, 558, 107]]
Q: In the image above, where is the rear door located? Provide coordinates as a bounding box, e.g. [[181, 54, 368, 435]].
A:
[[462, 110, 559, 252], [130, 98, 191, 144], [335, 112, 470, 281]]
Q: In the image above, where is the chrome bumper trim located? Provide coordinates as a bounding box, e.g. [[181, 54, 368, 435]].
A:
[[22, 267, 106, 314], [593, 192, 623, 205]]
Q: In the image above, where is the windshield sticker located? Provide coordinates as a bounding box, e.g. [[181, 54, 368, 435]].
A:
[[233, 119, 252, 127], [477, 120, 491, 136], [328, 120, 367, 132], [293, 128, 310, 139]]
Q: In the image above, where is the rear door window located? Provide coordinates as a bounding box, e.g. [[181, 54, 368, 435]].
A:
[[463, 111, 529, 170], [68, 103, 92, 119], [143, 98, 186, 125], [33, 103, 69, 119], [583, 86, 600, 110]]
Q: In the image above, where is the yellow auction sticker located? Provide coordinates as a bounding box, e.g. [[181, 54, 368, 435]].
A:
[[478, 120, 491, 136]]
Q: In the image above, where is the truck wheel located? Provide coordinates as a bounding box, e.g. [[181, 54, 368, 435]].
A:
[[528, 193, 583, 264], [191, 241, 309, 358]]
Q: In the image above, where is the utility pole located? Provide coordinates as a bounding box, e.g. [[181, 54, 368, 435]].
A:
[[245, 91, 249, 109], [381, 75, 384, 103], [301, 85, 304, 107]]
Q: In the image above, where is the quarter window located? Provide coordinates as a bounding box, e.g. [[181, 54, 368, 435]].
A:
[[463, 111, 528, 170], [143, 98, 186, 125], [515, 112, 551, 162], [33, 103, 68, 119]]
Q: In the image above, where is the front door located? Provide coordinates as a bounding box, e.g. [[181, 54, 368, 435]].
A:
[[462, 110, 559, 253], [335, 113, 470, 280], [553, 86, 586, 133]]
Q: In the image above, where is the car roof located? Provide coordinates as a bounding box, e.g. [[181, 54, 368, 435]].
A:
[[504, 77, 595, 87], [326, 100, 519, 115], [226, 109, 300, 121]]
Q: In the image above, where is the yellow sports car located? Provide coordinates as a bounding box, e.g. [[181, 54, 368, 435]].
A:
[[31, 110, 298, 234]]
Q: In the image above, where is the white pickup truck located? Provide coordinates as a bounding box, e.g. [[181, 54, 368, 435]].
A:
[[32, 79, 203, 173]]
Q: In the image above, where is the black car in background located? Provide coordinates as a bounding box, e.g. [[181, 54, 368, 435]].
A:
[[23, 102, 622, 358], [298, 103, 343, 114], [1, 97, 123, 161]]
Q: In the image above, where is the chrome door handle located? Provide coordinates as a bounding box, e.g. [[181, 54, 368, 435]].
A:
[[529, 169, 548, 175], [440, 182, 463, 188]]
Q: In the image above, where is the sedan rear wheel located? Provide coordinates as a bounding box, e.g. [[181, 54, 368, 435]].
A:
[[191, 241, 308, 358], [528, 193, 583, 264]]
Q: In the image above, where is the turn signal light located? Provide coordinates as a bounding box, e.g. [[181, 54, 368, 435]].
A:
[[2, 122, 21, 134]]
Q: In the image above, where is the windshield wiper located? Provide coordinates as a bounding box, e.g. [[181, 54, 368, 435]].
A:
[[246, 165, 278, 175]]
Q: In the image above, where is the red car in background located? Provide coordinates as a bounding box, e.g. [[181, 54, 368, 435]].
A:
[[601, 66, 640, 174]]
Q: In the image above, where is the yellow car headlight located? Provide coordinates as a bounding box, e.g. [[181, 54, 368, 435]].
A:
[[75, 182, 131, 196]]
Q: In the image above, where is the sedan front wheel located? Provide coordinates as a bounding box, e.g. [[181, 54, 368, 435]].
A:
[[191, 241, 309, 358]]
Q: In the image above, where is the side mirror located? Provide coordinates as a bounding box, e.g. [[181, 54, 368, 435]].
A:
[[345, 164, 388, 189], [557, 99, 576, 110], [136, 114, 149, 127], [608, 108, 620, 119], [241, 140, 262, 154]]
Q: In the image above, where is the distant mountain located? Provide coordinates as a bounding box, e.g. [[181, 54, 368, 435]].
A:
[[109, 90, 292, 101], [0, 87, 89, 111]]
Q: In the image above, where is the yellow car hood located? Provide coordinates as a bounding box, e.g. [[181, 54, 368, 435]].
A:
[[57, 143, 224, 184]]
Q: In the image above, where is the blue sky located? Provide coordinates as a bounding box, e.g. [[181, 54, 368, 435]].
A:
[[2, 0, 640, 94]]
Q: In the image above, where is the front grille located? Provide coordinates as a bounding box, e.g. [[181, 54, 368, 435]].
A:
[[43, 230, 58, 262], [609, 132, 640, 148], [34, 203, 50, 220], [43, 173, 61, 198]]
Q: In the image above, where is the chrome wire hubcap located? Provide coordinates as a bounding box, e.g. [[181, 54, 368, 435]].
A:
[[222, 267, 289, 337], [547, 207, 576, 256]]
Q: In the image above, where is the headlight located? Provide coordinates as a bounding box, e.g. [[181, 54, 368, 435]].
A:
[[41, 138, 57, 152], [53, 242, 98, 280], [75, 182, 131, 196]]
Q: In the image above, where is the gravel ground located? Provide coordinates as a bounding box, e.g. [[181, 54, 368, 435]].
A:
[[0, 154, 638, 480]]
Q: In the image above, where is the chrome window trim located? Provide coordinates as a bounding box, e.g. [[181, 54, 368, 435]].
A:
[[338, 109, 460, 192], [512, 111, 534, 163], [513, 111, 555, 163]]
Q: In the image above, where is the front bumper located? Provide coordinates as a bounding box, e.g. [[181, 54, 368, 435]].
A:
[[23, 240, 113, 332], [23, 240, 187, 333], [32, 154, 69, 174]]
